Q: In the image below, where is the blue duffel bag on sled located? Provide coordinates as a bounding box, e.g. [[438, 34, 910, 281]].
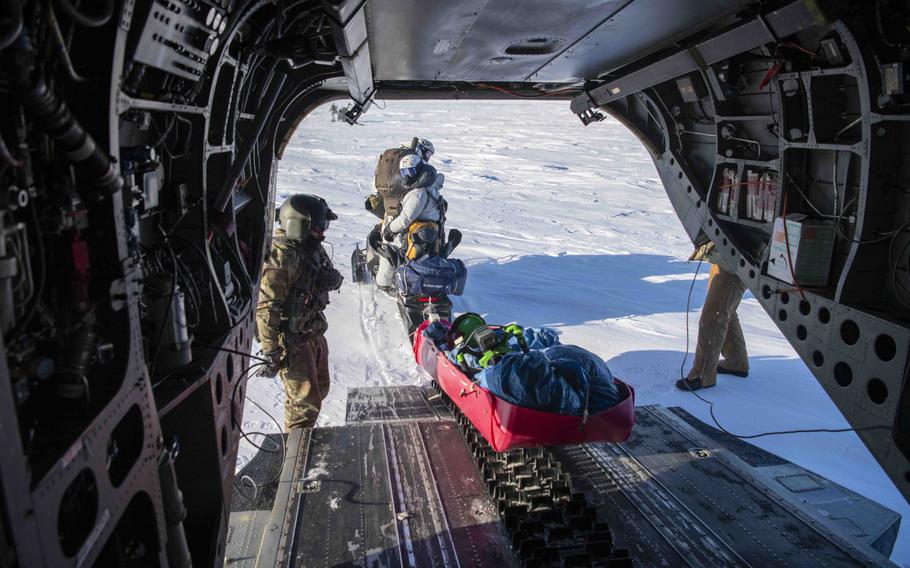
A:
[[396, 256, 467, 296]]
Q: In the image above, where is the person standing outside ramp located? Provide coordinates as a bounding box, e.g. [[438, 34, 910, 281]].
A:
[[677, 242, 749, 391]]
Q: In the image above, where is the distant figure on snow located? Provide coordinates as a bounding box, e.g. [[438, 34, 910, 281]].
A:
[[329, 103, 338, 122], [677, 242, 749, 391]]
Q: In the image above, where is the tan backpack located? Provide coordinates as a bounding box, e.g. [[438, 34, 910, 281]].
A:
[[373, 146, 414, 216]]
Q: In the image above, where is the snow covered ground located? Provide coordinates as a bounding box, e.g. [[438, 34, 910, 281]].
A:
[[238, 99, 909, 564]]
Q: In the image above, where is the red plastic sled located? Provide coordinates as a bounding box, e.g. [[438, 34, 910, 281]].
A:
[[413, 321, 636, 452]]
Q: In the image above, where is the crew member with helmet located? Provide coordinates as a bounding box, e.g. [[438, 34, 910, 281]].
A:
[[256, 194, 344, 429], [373, 140, 446, 290], [382, 153, 445, 239], [414, 137, 435, 162], [364, 137, 436, 219]]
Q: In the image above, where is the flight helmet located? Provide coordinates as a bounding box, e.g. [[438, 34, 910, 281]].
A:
[[449, 312, 487, 348], [399, 153, 422, 182], [416, 138, 435, 161], [278, 194, 337, 240]]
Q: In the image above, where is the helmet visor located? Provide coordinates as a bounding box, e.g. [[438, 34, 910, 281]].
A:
[[309, 211, 330, 233], [421, 148, 434, 161], [322, 208, 337, 231]]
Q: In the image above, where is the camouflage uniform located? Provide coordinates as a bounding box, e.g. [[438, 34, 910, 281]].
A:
[[256, 229, 343, 429]]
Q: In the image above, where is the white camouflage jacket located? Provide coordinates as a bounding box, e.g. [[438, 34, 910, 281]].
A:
[[386, 173, 446, 234]]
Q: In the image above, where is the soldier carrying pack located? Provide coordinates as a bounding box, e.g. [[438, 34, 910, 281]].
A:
[[367, 137, 425, 218]]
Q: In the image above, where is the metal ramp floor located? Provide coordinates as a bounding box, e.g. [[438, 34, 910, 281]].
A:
[[227, 385, 899, 567]]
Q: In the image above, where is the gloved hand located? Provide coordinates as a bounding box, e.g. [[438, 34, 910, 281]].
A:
[[317, 267, 343, 291], [257, 351, 282, 377], [365, 193, 382, 212], [382, 224, 395, 242]]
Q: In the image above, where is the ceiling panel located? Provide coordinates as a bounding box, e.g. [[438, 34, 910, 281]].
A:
[[367, 0, 493, 81], [528, 0, 754, 82], [438, 0, 629, 82], [368, 0, 627, 82], [367, 0, 756, 84]]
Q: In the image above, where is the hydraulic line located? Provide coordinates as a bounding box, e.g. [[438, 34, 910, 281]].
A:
[[9, 35, 123, 198], [53, 0, 114, 28], [22, 79, 122, 196], [0, 131, 19, 168], [46, 3, 88, 83]]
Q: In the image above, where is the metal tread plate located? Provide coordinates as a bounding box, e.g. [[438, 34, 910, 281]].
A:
[[225, 510, 271, 568], [267, 420, 513, 567], [255, 389, 897, 568], [345, 385, 453, 423], [554, 405, 898, 568]]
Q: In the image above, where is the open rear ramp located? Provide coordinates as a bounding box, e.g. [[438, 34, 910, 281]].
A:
[[227, 385, 899, 567], [248, 385, 514, 568]]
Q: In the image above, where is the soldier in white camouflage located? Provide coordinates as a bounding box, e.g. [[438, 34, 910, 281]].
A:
[[256, 195, 343, 429]]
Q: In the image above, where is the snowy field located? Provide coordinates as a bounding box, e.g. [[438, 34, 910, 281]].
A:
[[238, 100, 909, 564]]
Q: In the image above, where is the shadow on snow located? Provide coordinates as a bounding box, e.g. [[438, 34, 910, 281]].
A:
[[456, 253, 707, 326]]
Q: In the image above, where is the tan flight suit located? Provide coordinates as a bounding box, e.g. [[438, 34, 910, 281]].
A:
[[688, 245, 749, 387], [256, 230, 343, 429]]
